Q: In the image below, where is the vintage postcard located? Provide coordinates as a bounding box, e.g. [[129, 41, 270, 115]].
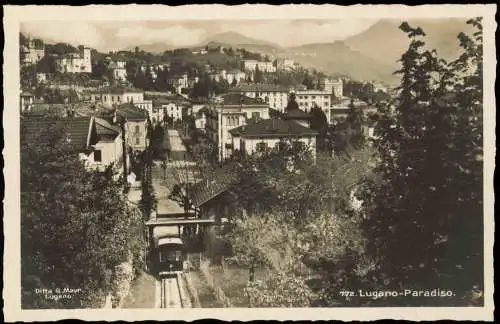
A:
[[3, 4, 496, 322]]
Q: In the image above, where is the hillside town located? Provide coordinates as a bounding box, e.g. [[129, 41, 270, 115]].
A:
[[19, 17, 484, 311]]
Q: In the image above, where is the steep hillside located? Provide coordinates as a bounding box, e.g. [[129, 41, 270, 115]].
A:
[[344, 18, 474, 68], [201, 31, 278, 47], [286, 41, 398, 84], [123, 42, 174, 54]]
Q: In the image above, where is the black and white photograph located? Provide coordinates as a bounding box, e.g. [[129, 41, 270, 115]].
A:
[[3, 4, 495, 322]]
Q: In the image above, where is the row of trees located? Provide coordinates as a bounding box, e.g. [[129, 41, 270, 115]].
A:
[[21, 120, 145, 308]]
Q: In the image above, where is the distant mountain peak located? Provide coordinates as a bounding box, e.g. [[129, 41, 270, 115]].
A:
[[201, 31, 278, 47]]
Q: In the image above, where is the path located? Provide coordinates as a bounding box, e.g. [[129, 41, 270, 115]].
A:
[[150, 128, 198, 218]]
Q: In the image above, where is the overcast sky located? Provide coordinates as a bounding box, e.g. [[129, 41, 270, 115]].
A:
[[20, 19, 380, 51]]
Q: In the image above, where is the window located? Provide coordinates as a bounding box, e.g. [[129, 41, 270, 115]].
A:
[[252, 112, 260, 119], [324, 96, 329, 99], [256, 141, 268, 152], [135, 125, 140, 133], [94, 150, 102, 162], [111, 96, 114, 102], [135, 137, 140, 145], [312, 96, 316, 99], [160, 250, 182, 263], [104, 95, 107, 101]]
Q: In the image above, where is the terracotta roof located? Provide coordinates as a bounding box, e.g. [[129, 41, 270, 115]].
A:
[[21, 116, 94, 151], [231, 83, 290, 93], [90, 85, 142, 94], [219, 93, 267, 106], [95, 117, 120, 138], [189, 162, 240, 208], [285, 107, 310, 120], [117, 103, 148, 121], [230, 118, 318, 138]]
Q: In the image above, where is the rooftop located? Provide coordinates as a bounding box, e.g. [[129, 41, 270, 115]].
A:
[[189, 162, 240, 208], [284, 107, 310, 120], [21, 115, 93, 150], [230, 118, 318, 138], [219, 93, 267, 106], [231, 83, 290, 93], [227, 69, 244, 74], [117, 103, 148, 121], [89, 85, 143, 95], [95, 117, 121, 138]]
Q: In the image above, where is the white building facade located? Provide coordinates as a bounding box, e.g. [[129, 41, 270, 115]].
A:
[[55, 47, 92, 73], [205, 93, 271, 161]]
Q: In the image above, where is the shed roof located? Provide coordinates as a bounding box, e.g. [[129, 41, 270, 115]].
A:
[[189, 162, 240, 208]]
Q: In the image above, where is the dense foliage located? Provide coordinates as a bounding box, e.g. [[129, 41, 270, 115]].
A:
[[21, 121, 145, 308], [224, 18, 484, 308], [359, 18, 484, 306]]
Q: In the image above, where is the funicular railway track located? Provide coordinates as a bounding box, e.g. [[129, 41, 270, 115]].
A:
[[159, 274, 183, 308]]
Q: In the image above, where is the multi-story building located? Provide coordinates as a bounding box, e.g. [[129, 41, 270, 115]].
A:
[[275, 57, 295, 71], [36, 73, 48, 84], [205, 93, 270, 161], [55, 47, 92, 73], [20, 91, 35, 112], [241, 60, 276, 73], [113, 67, 127, 81], [88, 85, 152, 117], [151, 94, 190, 123], [294, 89, 333, 117], [229, 83, 290, 112], [88, 86, 144, 107], [226, 69, 246, 85], [20, 38, 45, 66], [167, 73, 189, 94], [229, 118, 318, 160], [319, 78, 344, 98], [208, 69, 246, 85], [116, 104, 149, 151]]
